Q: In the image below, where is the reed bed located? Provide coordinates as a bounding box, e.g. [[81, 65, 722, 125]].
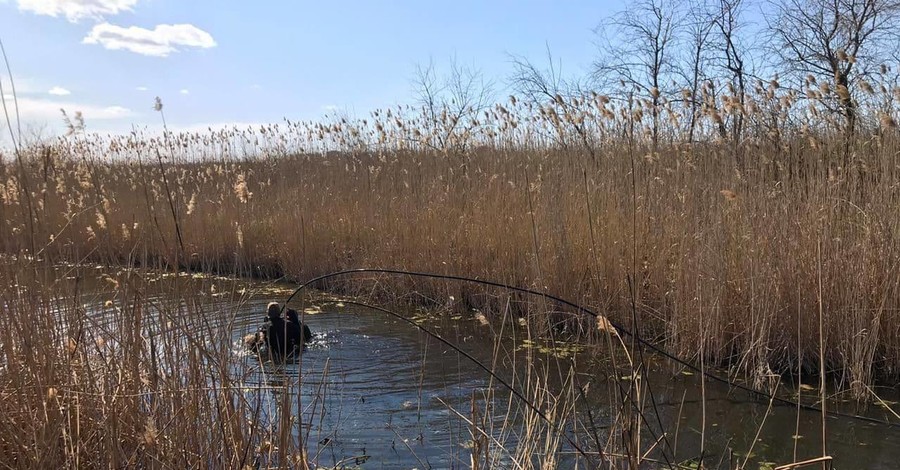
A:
[[2, 74, 900, 400], [0, 262, 277, 467], [0, 258, 664, 468]]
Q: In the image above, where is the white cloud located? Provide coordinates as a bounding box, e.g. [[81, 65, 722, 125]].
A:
[[2, 95, 135, 121], [48, 86, 71, 96], [250, 84, 261, 90], [83, 22, 216, 57], [17, 0, 138, 23], [179, 89, 189, 95], [322, 105, 339, 111], [136, 86, 148, 91]]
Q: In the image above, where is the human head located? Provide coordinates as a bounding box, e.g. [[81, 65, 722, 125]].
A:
[[266, 302, 281, 320], [286, 308, 300, 323]]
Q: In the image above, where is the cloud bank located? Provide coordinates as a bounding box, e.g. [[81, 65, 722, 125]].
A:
[[83, 22, 216, 57], [2, 95, 134, 121], [17, 0, 138, 22]]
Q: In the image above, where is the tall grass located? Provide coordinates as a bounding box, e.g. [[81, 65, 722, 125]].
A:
[[0, 259, 668, 467], [0, 263, 273, 467], [2, 74, 900, 399]]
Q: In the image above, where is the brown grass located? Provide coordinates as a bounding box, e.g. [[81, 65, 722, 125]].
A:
[[0, 260, 657, 467], [3, 78, 900, 400], [0, 264, 278, 467]]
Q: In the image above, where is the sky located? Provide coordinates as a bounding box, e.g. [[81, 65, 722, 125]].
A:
[[0, 0, 624, 139]]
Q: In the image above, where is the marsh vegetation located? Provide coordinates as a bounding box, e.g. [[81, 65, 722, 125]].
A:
[[4, 0, 900, 467]]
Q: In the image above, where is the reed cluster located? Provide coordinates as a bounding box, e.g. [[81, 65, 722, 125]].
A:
[[0, 262, 290, 467], [2, 71, 900, 398]]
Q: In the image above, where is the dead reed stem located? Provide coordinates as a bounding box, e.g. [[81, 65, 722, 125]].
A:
[[2, 75, 900, 399]]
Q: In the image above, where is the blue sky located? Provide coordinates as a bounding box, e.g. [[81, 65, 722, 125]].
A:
[[0, 0, 623, 138]]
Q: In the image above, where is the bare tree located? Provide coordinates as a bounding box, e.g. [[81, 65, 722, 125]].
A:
[[412, 57, 493, 152], [413, 59, 444, 143], [713, 0, 753, 144], [680, 0, 717, 143], [594, 0, 684, 151], [768, 0, 900, 136], [508, 48, 598, 163], [508, 46, 570, 105]]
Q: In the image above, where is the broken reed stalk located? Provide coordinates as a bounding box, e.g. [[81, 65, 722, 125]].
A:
[[817, 238, 827, 470]]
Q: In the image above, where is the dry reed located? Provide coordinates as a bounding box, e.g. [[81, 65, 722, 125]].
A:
[[1, 70, 899, 466]]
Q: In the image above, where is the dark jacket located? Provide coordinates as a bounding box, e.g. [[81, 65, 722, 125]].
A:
[[286, 308, 313, 345], [265, 316, 291, 357]]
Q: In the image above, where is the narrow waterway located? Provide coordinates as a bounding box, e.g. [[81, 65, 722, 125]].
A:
[[74, 270, 900, 468]]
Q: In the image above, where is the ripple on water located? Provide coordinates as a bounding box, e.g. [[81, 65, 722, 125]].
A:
[[228, 302, 505, 467]]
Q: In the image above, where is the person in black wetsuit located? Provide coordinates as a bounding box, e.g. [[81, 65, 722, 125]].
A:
[[244, 302, 312, 357], [285, 308, 313, 346], [263, 302, 291, 357]]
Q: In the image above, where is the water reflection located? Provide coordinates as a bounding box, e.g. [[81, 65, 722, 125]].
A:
[[73, 271, 900, 469]]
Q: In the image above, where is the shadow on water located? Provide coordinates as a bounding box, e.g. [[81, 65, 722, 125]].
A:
[[74, 270, 900, 468]]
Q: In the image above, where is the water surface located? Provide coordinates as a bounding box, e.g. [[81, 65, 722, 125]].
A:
[[74, 270, 900, 468]]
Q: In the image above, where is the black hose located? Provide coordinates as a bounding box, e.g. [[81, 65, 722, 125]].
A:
[[339, 299, 599, 465], [281, 268, 900, 433]]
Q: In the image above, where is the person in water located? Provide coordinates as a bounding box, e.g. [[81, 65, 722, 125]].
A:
[[286, 308, 313, 344], [243, 302, 312, 357], [264, 302, 290, 356]]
